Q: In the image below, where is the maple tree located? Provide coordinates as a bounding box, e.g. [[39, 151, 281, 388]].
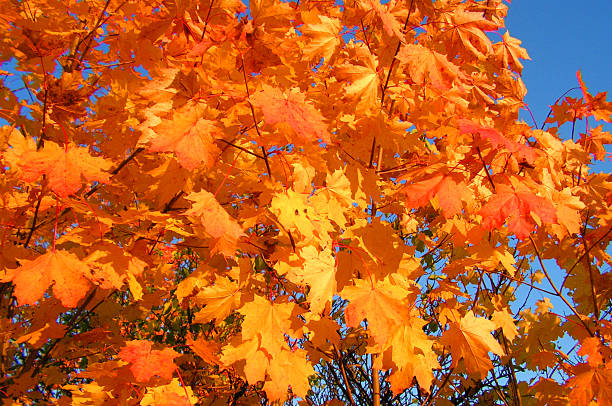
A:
[[0, 0, 611, 404]]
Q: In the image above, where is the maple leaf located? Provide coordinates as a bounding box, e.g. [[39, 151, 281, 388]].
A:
[[220, 336, 268, 384], [192, 276, 241, 323], [5, 132, 112, 197], [361, 0, 403, 39], [301, 15, 341, 62], [187, 334, 222, 366], [1, 250, 92, 307], [335, 51, 380, 108], [264, 348, 315, 402], [494, 31, 531, 73], [250, 84, 329, 143], [270, 189, 335, 243], [440, 311, 505, 378], [567, 362, 612, 406], [185, 190, 245, 256], [141, 379, 197, 406], [378, 317, 440, 393], [441, 9, 499, 60], [250, 0, 293, 25], [397, 44, 464, 91], [144, 108, 221, 170], [341, 278, 414, 347], [238, 296, 300, 354], [118, 340, 179, 382], [577, 70, 612, 122], [532, 378, 570, 405], [401, 173, 468, 217], [492, 309, 519, 342], [457, 118, 537, 163], [287, 245, 336, 314], [480, 183, 557, 239]]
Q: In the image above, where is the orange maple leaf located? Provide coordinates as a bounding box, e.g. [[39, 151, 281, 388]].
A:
[[397, 44, 464, 91], [380, 318, 440, 393], [146, 109, 221, 170], [287, 245, 336, 314], [192, 276, 241, 323], [440, 311, 505, 378], [238, 296, 300, 354], [185, 190, 245, 256], [141, 379, 197, 406], [118, 340, 179, 382], [480, 183, 557, 239], [401, 174, 468, 217], [301, 16, 341, 62], [335, 51, 380, 108], [457, 118, 537, 163], [341, 278, 414, 347], [187, 334, 222, 366], [264, 348, 315, 402], [567, 362, 612, 406], [1, 250, 92, 307], [361, 0, 403, 39], [494, 31, 530, 73], [6, 133, 112, 197], [441, 9, 499, 60], [250, 84, 329, 143]]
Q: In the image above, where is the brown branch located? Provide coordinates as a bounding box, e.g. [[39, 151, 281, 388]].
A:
[[218, 139, 264, 159], [84, 147, 144, 198], [581, 229, 599, 319], [369, 0, 414, 169], [333, 345, 357, 406], [372, 354, 380, 406], [163, 191, 185, 213], [562, 227, 612, 289], [477, 146, 496, 192], [500, 334, 522, 406], [19, 288, 99, 379], [36, 85, 48, 150], [23, 191, 43, 248], [529, 236, 594, 337], [424, 365, 454, 406], [380, 0, 413, 107], [239, 56, 271, 177], [198, 0, 216, 67]]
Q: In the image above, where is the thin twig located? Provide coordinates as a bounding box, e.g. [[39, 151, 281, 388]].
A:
[[477, 146, 496, 192], [23, 191, 43, 248], [218, 139, 264, 159], [580, 221, 600, 319], [529, 236, 594, 337], [562, 227, 612, 289], [239, 56, 271, 177]]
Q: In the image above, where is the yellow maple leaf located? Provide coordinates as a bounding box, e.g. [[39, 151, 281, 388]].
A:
[[301, 15, 341, 62], [287, 245, 336, 314], [193, 276, 241, 324], [440, 311, 505, 378], [336, 51, 380, 108]]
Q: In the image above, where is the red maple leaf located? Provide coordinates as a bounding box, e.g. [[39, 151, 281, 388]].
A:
[[458, 119, 537, 164], [251, 84, 329, 143], [480, 184, 557, 239], [118, 340, 180, 382]]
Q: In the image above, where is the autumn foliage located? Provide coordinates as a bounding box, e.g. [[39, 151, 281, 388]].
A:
[[1, 0, 611, 404]]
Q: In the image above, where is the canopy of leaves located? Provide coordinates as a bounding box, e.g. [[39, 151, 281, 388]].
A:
[[0, 0, 610, 405]]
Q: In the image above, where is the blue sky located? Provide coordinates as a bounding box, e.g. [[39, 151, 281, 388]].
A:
[[505, 1, 611, 172]]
